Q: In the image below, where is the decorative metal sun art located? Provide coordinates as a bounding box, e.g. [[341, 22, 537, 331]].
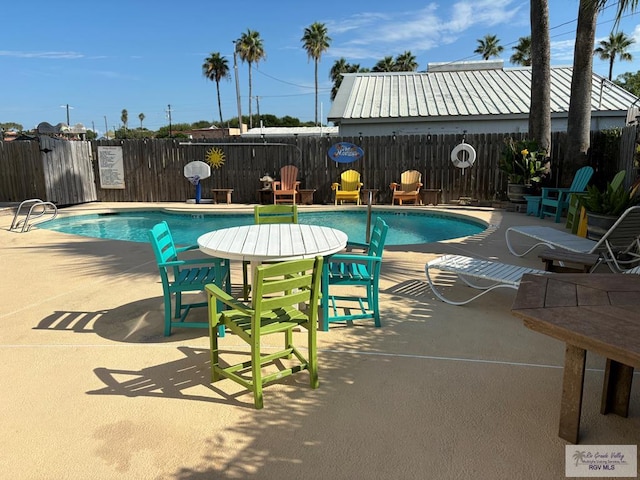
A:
[[205, 147, 225, 168]]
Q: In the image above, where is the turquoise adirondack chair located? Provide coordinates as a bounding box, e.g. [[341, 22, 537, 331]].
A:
[[148, 221, 230, 337], [320, 216, 389, 331], [540, 166, 594, 223]]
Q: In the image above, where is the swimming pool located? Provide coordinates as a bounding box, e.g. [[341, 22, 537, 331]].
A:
[[40, 210, 486, 246]]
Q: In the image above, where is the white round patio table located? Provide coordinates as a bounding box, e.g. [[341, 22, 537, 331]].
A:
[[198, 223, 348, 281]]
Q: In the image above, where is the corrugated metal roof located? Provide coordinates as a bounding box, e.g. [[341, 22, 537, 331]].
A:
[[327, 66, 639, 122]]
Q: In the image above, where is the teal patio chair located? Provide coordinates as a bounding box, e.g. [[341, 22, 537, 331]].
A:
[[206, 256, 323, 409], [320, 216, 389, 331], [539, 166, 594, 223], [148, 221, 230, 337]]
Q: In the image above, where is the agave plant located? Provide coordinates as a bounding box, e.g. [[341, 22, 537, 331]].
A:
[[579, 180, 640, 216]]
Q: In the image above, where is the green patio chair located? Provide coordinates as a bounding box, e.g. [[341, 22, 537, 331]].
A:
[[148, 221, 230, 337], [206, 256, 323, 409], [539, 166, 594, 223], [242, 204, 298, 300], [320, 216, 389, 331]]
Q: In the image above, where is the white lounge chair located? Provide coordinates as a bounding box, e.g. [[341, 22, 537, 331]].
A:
[[425, 254, 549, 305], [505, 206, 640, 272]]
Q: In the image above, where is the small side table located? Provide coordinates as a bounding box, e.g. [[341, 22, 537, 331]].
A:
[[422, 189, 441, 206], [257, 189, 273, 204], [297, 189, 316, 205], [211, 188, 233, 204], [361, 189, 378, 204], [523, 195, 541, 216], [538, 248, 601, 273]]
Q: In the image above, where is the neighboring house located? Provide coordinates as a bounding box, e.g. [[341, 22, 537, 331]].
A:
[[241, 126, 339, 138], [327, 60, 639, 136], [185, 125, 243, 139]]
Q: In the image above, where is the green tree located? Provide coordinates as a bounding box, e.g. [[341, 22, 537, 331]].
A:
[[138, 113, 145, 129], [0, 122, 23, 132], [510, 36, 532, 66], [202, 52, 230, 123], [594, 31, 635, 80], [301, 22, 331, 125], [372, 56, 396, 72], [529, 1, 551, 153], [121, 109, 128, 130], [330, 58, 364, 100], [614, 70, 640, 96], [565, 0, 638, 173], [394, 51, 418, 71], [236, 29, 266, 129], [474, 34, 504, 60]]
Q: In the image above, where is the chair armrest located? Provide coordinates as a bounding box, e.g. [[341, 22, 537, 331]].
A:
[[272, 181, 281, 190], [176, 244, 198, 253], [346, 240, 369, 252], [331, 183, 340, 190], [205, 284, 253, 314], [160, 257, 222, 268], [327, 253, 382, 263], [390, 182, 399, 190]]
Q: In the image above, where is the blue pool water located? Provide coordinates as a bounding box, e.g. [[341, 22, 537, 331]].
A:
[[41, 210, 486, 246]]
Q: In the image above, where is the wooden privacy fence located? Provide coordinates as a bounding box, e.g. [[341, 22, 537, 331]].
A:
[[0, 128, 637, 206]]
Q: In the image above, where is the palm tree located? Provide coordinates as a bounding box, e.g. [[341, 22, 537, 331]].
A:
[[529, 1, 551, 154], [372, 56, 396, 72], [564, 0, 639, 174], [510, 36, 532, 66], [594, 31, 635, 80], [138, 113, 145, 129], [394, 51, 418, 71], [202, 52, 230, 123], [330, 58, 363, 100], [121, 109, 128, 130], [474, 34, 504, 60], [236, 29, 266, 129], [301, 22, 331, 125]]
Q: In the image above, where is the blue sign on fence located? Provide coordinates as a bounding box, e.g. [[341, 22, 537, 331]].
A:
[[327, 142, 364, 164]]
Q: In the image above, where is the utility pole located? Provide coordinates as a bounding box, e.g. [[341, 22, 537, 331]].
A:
[[60, 104, 73, 125], [104, 116, 109, 139], [232, 40, 243, 133], [166, 104, 173, 137]]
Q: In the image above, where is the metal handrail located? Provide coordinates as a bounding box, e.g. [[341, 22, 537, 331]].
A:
[[10, 199, 58, 233]]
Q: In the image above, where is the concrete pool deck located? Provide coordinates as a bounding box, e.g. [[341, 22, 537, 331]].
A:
[[0, 202, 638, 479]]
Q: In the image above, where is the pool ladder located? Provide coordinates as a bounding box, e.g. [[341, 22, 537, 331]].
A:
[[10, 199, 58, 233]]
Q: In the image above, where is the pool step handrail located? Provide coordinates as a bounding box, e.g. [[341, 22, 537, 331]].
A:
[[10, 199, 58, 233]]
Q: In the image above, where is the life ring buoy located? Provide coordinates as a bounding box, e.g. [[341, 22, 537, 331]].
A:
[[450, 143, 477, 169]]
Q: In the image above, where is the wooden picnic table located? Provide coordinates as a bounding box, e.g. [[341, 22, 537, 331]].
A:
[[511, 273, 640, 443]]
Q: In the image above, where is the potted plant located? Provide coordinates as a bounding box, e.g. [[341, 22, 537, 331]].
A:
[[499, 137, 549, 202], [578, 178, 640, 239]]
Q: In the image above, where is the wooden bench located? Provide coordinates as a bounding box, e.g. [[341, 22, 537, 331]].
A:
[[211, 188, 233, 204]]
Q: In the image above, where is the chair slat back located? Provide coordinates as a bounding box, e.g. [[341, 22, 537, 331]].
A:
[[279, 165, 299, 190], [367, 217, 389, 258], [251, 257, 323, 319], [594, 206, 640, 250], [569, 166, 594, 191], [400, 170, 422, 192], [148, 221, 178, 264], [341, 170, 362, 191], [254, 204, 298, 224], [610, 170, 627, 191]]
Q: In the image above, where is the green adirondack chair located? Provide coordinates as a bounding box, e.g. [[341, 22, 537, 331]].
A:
[[148, 221, 230, 337], [206, 256, 323, 409]]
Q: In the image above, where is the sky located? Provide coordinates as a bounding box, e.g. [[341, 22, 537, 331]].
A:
[[3, 1, 640, 136]]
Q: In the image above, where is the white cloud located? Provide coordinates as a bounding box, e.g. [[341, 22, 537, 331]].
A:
[[0, 51, 84, 59]]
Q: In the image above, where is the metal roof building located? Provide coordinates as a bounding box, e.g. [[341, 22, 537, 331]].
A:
[[327, 60, 639, 136]]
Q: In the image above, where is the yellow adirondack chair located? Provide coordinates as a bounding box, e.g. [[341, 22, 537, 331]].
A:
[[332, 169, 363, 205], [390, 170, 423, 205], [272, 165, 300, 204]]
